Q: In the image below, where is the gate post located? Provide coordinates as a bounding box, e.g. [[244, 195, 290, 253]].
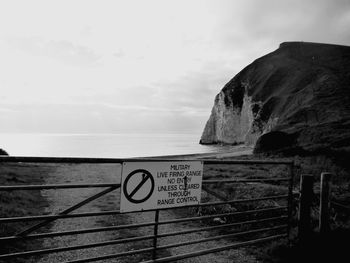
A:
[[152, 210, 160, 260], [287, 162, 295, 240], [319, 172, 332, 235], [298, 174, 314, 246]]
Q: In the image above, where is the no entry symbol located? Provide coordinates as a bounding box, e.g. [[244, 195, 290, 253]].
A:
[[123, 169, 155, 204]]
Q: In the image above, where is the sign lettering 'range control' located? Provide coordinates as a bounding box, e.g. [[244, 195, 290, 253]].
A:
[[120, 161, 203, 213]]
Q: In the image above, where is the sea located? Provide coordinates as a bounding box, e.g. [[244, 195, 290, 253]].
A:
[[0, 133, 243, 158]]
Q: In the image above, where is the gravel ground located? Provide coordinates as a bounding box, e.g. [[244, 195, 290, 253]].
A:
[[37, 163, 125, 263], [34, 163, 258, 263]]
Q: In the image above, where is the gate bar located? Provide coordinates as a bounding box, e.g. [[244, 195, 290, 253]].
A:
[[202, 185, 228, 201], [65, 234, 287, 263], [157, 225, 288, 251], [0, 156, 294, 165], [16, 185, 119, 237], [0, 197, 288, 241], [0, 156, 124, 164], [132, 195, 289, 214], [0, 225, 287, 260], [0, 235, 155, 260], [144, 234, 288, 263], [0, 221, 156, 242], [204, 159, 293, 165], [158, 207, 287, 226], [66, 247, 155, 263], [157, 216, 288, 239], [0, 206, 287, 224], [1, 196, 288, 225], [0, 178, 288, 191], [0, 214, 287, 243], [1, 208, 287, 242], [183, 195, 289, 209], [0, 210, 123, 223], [0, 183, 120, 191], [203, 178, 290, 184]]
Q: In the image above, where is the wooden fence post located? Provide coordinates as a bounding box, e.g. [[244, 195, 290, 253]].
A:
[[319, 172, 332, 235], [298, 174, 314, 246]]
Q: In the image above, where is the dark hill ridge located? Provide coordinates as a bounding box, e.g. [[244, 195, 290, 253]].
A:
[[200, 41, 350, 155]]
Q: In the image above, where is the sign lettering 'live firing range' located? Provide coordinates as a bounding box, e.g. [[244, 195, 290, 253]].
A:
[[120, 161, 203, 213]]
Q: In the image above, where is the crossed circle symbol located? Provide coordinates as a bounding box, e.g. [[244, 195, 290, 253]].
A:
[[123, 169, 155, 204]]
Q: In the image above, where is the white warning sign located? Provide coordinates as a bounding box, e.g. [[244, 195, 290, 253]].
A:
[[120, 161, 203, 213]]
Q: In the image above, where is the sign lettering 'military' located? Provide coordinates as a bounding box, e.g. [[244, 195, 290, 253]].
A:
[[120, 161, 203, 213]]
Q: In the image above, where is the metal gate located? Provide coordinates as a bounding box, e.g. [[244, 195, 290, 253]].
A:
[[0, 157, 295, 262]]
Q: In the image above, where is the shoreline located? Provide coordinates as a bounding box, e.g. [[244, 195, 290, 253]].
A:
[[0, 145, 254, 161], [137, 145, 254, 160]]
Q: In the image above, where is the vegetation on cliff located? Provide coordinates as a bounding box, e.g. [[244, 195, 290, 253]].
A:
[[0, 148, 8, 156], [201, 41, 350, 158]]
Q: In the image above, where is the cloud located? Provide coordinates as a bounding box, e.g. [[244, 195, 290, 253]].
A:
[[4, 36, 101, 67], [0, 102, 207, 134], [150, 61, 238, 112], [0, 0, 349, 135], [0, 107, 17, 113], [219, 0, 350, 47], [112, 50, 125, 58]]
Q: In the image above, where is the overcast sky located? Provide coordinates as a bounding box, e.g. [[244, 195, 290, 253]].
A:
[[0, 0, 349, 134]]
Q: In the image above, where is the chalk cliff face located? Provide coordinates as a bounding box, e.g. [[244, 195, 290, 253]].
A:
[[200, 42, 350, 154]]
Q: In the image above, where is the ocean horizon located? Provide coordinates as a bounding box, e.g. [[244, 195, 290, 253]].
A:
[[0, 133, 242, 158]]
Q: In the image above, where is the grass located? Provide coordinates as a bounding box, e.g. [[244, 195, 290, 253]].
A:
[[173, 160, 293, 261], [106, 213, 172, 263], [187, 154, 350, 262], [0, 163, 50, 263]]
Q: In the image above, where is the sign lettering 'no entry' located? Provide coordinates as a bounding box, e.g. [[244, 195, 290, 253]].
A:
[[120, 161, 203, 213]]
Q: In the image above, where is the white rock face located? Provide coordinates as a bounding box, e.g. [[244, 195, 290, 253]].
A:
[[201, 42, 350, 154], [200, 91, 264, 145]]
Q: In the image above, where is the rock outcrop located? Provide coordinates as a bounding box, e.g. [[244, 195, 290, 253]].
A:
[[0, 148, 8, 156], [200, 42, 350, 154]]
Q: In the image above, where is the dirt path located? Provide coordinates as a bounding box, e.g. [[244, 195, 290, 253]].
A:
[[37, 163, 126, 263], [36, 163, 258, 263]]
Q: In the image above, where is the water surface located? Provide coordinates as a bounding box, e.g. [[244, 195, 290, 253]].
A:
[[0, 133, 240, 158]]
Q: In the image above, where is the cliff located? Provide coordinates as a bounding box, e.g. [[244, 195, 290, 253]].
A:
[[200, 42, 350, 155], [0, 148, 8, 156]]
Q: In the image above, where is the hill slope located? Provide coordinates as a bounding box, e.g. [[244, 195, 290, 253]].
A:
[[200, 42, 350, 155]]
